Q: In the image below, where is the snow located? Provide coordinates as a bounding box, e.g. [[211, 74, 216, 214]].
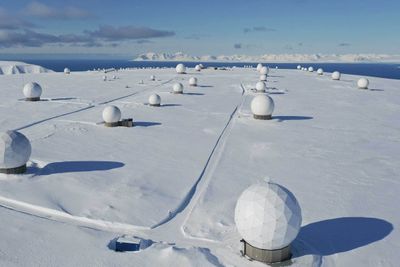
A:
[[0, 65, 399, 266], [0, 61, 53, 75]]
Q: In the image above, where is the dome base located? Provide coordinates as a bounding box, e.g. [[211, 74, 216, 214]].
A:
[[104, 119, 133, 128], [240, 239, 291, 264], [254, 114, 272, 120], [173, 91, 183, 94], [256, 89, 266, 93], [25, 97, 40, 101], [0, 164, 27, 174], [358, 87, 368, 90], [149, 103, 161, 107]]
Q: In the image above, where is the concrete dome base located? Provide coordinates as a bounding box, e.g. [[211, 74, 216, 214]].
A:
[[241, 240, 291, 264], [173, 91, 183, 94], [104, 119, 133, 128], [0, 164, 27, 174], [25, 97, 41, 101], [149, 103, 161, 107], [254, 114, 272, 120]]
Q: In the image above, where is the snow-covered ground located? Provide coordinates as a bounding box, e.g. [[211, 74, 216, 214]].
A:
[[0, 65, 399, 266], [0, 61, 52, 75]]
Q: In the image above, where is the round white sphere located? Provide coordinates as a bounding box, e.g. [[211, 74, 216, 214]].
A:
[[199, 63, 204, 69], [256, 63, 263, 71], [23, 82, 42, 98], [64, 68, 70, 74], [195, 65, 201, 71], [332, 71, 341, 80], [189, 77, 198, 86], [251, 94, 274, 116], [297, 65, 301, 70], [308, 66, 314, 72], [173, 82, 184, 93], [176, 63, 186, 74], [259, 74, 267, 81], [102, 106, 121, 123], [255, 81, 266, 92], [357, 78, 369, 89], [317, 68, 324, 75], [148, 94, 161, 106], [0, 130, 31, 169], [150, 75, 156, 81], [260, 66, 269, 75], [234, 182, 302, 250]]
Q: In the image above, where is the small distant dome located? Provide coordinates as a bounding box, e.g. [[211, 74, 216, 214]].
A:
[[103, 76, 107, 81], [235, 182, 302, 250], [199, 64, 204, 69], [195, 65, 201, 71], [0, 130, 31, 171], [148, 94, 161, 106], [256, 63, 263, 71], [64, 68, 71, 74], [176, 63, 186, 74], [357, 78, 369, 89], [332, 71, 341, 80], [259, 74, 267, 81], [255, 81, 266, 92], [102, 106, 121, 123], [308, 66, 314, 72], [23, 82, 42, 99], [260, 66, 269, 75], [251, 94, 274, 120], [317, 68, 324, 75], [113, 75, 117, 80], [189, 77, 198, 86], [302, 67, 307, 71], [173, 82, 184, 94], [297, 65, 301, 70], [150, 75, 156, 81]]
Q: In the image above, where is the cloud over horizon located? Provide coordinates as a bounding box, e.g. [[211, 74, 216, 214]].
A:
[[22, 1, 92, 20]]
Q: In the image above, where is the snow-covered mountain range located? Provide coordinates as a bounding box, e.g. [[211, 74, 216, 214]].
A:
[[0, 61, 53, 75], [134, 52, 400, 63]]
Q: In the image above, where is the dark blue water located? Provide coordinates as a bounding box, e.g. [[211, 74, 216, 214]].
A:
[[16, 59, 400, 80]]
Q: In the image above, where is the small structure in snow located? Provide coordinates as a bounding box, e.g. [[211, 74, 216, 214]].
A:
[[115, 236, 141, 252], [148, 94, 161, 106], [255, 81, 266, 92], [199, 63, 204, 69], [176, 63, 186, 74], [195, 65, 201, 71], [189, 77, 198, 86], [150, 75, 156, 81], [173, 82, 184, 94], [357, 78, 369, 89], [23, 82, 42, 101], [317, 68, 324, 75], [235, 181, 302, 264], [332, 71, 341, 80], [256, 63, 263, 72], [308, 66, 314, 72], [260, 66, 269, 75], [297, 65, 301, 70], [64, 68, 71, 74], [0, 130, 31, 174], [102, 106, 133, 127], [112, 75, 117, 80], [103, 75, 107, 81], [251, 94, 274, 120], [259, 74, 267, 81]]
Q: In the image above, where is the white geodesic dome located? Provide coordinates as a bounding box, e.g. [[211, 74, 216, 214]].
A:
[[0, 130, 31, 169], [23, 82, 42, 98], [308, 66, 314, 72], [176, 63, 186, 74], [256, 63, 263, 71], [317, 68, 323, 75], [234, 182, 302, 250], [357, 78, 369, 89], [150, 75, 156, 81], [102, 106, 121, 123], [195, 65, 201, 71], [64, 68, 70, 74], [260, 66, 269, 75], [251, 94, 274, 117], [148, 93, 161, 105], [297, 65, 301, 70], [173, 82, 184, 93], [332, 71, 341, 80], [189, 77, 198, 86], [255, 81, 266, 92]]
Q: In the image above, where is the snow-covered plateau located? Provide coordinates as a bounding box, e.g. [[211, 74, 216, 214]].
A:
[[0, 63, 399, 266], [0, 61, 52, 75]]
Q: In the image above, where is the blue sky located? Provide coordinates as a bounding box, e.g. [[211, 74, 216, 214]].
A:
[[0, 0, 399, 58]]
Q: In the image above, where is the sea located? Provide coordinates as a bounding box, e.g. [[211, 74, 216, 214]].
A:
[[16, 59, 400, 80]]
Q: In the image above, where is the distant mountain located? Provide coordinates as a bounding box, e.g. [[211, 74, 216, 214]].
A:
[[0, 61, 53, 75], [134, 52, 400, 63]]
